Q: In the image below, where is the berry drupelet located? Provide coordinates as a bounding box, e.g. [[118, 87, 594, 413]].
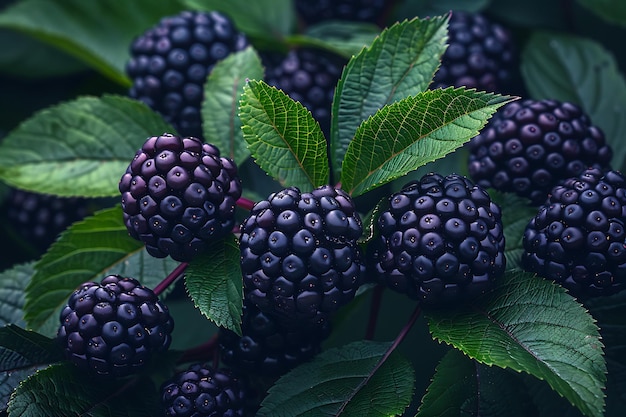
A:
[[368, 173, 506, 305], [126, 10, 249, 138], [468, 99, 613, 205], [119, 133, 242, 262], [522, 168, 626, 298], [57, 275, 174, 377], [239, 185, 364, 324]]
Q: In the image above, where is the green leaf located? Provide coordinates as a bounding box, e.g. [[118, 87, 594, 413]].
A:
[[426, 269, 607, 417], [492, 191, 537, 270], [0, 325, 63, 411], [7, 362, 162, 417], [0, 0, 185, 86], [182, 0, 295, 40], [239, 80, 330, 189], [257, 340, 415, 416], [0, 263, 33, 327], [340, 88, 514, 197], [417, 349, 537, 417], [0, 94, 174, 198], [521, 32, 626, 172], [396, 0, 491, 19], [24, 207, 179, 336], [202, 46, 264, 166], [287, 21, 380, 59], [330, 16, 450, 178], [576, 0, 626, 28], [185, 235, 243, 335]]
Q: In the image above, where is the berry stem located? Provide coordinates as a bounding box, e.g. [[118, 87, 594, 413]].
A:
[[153, 262, 188, 296], [177, 333, 219, 364], [236, 196, 256, 211], [365, 285, 385, 340]]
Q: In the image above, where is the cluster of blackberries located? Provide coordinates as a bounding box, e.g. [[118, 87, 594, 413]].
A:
[[295, 0, 391, 26], [126, 10, 249, 138], [119, 133, 242, 262], [368, 173, 506, 305], [57, 275, 174, 377], [468, 99, 613, 205]]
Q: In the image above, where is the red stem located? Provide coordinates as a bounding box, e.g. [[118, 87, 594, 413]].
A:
[[236, 196, 256, 211], [177, 333, 220, 364], [153, 262, 188, 296]]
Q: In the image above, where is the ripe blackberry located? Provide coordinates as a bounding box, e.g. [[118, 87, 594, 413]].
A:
[[239, 185, 364, 323], [263, 48, 346, 138], [161, 363, 248, 417], [468, 99, 613, 205], [431, 11, 517, 93], [57, 275, 174, 377], [368, 173, 506, 305], [295, 0, 390, 25], [119, 133, 242, 262], [126, 10, 249, 138], [218, 301, 331, 376], [522, 168, 626, 298]]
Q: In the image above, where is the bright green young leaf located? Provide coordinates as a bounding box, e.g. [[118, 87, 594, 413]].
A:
[[0, 94, 174, 198], [0, 325, 63, 412], [577, 0, 626, 28], [7, 362, 162, 417], [0, 0, 185, 86], [330, 16, 449, 178], [257, 340, 415, 417], [202, 46, 264, 166], [340, 88, 514, 197], [287, 21, 380, 59], [182, 0, 295, 40], [185, 235, 243, 335], [0, 263, 33, 327], [417, 349, 537, 417], [521, 32, 626, 172], [426, 270, 607, 417], [240, 80, 330, 189], [24, 207, 179, 336]]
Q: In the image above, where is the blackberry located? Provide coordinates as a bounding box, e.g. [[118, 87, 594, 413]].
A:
[[126, 10, 248, 138], [368, 173, 505, 305], [468, 99, 613, 205], [161, 363, 248, 417], [263, 47, 346, 138], [239, 185, 364, 323], [431, 11, 516, 93], [119, 133, 242, 262], [218, 301, 331, 376], [295, 0, 390, 25], [522, 168, 626, 298], [57, 275, 174, 377]]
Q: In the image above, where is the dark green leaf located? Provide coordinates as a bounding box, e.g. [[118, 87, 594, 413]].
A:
[[427, 270, 607, 417], [182, 0, 295, 40], [24, 207, 178, 336], [202, 46, 264, 166], [7, 362, 162, 417], [185, 235, 243, 335], [576, 0, 626, 28], [417, 349, 537, 417], [287, 21, 380, 59], [485, 0, 568, 29], [521, 32, 626, 172], [0, 95, 174, 198], [330, 16, 449, 178], [0, 263, 33, 327], [396, 0, 490, 19], [257, 340, 414, 416], [239, 80, 330, 189], [340, 88, 514, 196], [0, 0, 185, 85]]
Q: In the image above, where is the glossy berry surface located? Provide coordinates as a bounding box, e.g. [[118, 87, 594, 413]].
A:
[[468, 99, 613, 205], [522, 168, 626, 298], [57, 275, 174, 377], [239, 185, 364, 323], [368, 173, 506, 305], [161, 363, 248, 417], [126, 10, 248, 138], [119, 133, 242, 262], [431, 11, 517, 93], [218, 301, 331, 376]]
